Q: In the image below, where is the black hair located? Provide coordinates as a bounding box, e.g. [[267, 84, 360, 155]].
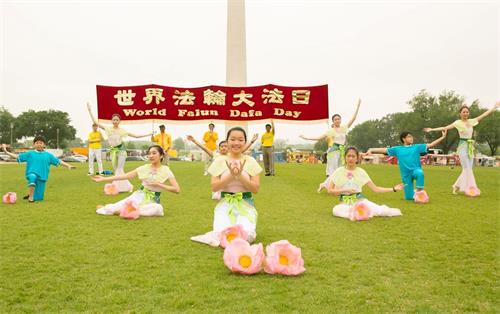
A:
[[332, 114, 341, 120], [344, 146, 359, 158], [226, 127, 247, 142], [459, 105, 469, 113], [33, 136, 46, 144], [111, 113, 121, 120], [399, 131, 412, 143], [209, 123, 215, 127], [265, 124, 271, 128], [147, 145, 165, 161], [219, 140, 227, 148]]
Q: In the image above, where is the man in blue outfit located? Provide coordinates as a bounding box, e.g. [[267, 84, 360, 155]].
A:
[[2, 136, 75, 202], [367, 130, 447, 201]]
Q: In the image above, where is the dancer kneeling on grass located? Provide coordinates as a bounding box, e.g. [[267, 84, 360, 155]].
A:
[[191, 127, 262, 246], [367, 130, 447, 202], [187, 133, 258, 200], [328, 147, 404, 221], [91, 145, 180, 217]]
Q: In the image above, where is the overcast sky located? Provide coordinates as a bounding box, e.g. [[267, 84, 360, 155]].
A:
[[1, 0, 498, 144]]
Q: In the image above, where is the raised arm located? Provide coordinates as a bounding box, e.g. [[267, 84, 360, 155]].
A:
[[187, 135, 213, 157], [86, 102, 106, 130], [427, 130, 447, 149], [299, 134, 327, 141], [271, 119, 275, 134], [366, 181, 404, 193], [127, 131, 153, 139], [423, 123, 455, 133], [366, 147, 388, 155], [242, 133, 258, 153], [475, 101, 500, 122], [59, 160, 76, 169], [1, 144, 18, 158], [346, 99, 361, 128], [92, 169, 138, 182]]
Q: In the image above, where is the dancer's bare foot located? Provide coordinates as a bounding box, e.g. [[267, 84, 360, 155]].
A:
[[452, 185, 458, 195]]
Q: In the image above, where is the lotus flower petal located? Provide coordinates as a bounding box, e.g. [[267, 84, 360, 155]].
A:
[[219, 224, 248, 248], [223, 238, 264, 275], [263, 240, 305, 276]]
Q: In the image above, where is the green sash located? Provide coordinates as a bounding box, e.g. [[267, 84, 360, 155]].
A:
[[327, 143, 346, 165], [459, 138, 474, 159], [340, 193, 364, 205], [109, 144, 124, 170], [139, 185, 161, 205], [221, 192, 256, 225]]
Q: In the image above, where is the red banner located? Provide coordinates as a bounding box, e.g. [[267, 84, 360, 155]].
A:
[[96, 84, 328, 122]]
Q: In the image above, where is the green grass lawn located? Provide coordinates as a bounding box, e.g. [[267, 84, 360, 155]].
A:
[[0, 161, 498, 313]]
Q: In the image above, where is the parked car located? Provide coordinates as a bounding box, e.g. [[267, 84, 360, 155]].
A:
[[0, 152, 16, 162], [179, 156, 192, 162], [62, 154, 88, 163]]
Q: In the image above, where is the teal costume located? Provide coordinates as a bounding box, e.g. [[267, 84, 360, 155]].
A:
[[17, 150, 61, 201], [387, 144, 427, 200]]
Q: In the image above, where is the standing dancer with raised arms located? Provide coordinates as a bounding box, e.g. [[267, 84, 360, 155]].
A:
[[87, 102, 152, 192], [300, 99, 361, 192], [423, 101, 499, 195]]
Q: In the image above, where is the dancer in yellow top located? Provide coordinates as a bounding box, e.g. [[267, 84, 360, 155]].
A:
[[261, 120, 275, 176], [151, 124, 172, 165], [202, 123, 218, 176], [88, 123, 104, 175]]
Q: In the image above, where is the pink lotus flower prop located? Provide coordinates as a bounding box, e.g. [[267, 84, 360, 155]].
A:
[[413, 190, 429, 204], [223, 238, 264, 275], [465, 187, 481, 197], [119, 199, 140, 220], [219, 224, 248, 248], [263, 240, 305, 276], [104, 183, 119, 195], [348, 202, 372, 221], [2, 192, 17, 204]]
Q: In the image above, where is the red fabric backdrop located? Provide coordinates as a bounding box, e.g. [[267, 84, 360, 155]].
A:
[[96, 84, 328, 122]]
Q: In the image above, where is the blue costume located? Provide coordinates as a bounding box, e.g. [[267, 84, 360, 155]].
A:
[[17, 150, 61, 201], [387, 144, 427, 200]]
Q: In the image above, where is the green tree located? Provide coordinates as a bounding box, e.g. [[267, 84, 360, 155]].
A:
[[66, 137, 84, 147], [409, 90, 482, 153], [126, 141, 136, 149], [15, 109, 76, 148], [0, 107, 16, 145], [273, 139, 288, 151], [347, 120, 383, 151], [173, 137, 185, 151], [313, 138, 328, 152], [475, 110, 500, 156]]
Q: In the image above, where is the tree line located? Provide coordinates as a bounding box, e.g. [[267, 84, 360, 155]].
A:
[[323, 90, 498, 156], [0, 108, 76, 148]]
